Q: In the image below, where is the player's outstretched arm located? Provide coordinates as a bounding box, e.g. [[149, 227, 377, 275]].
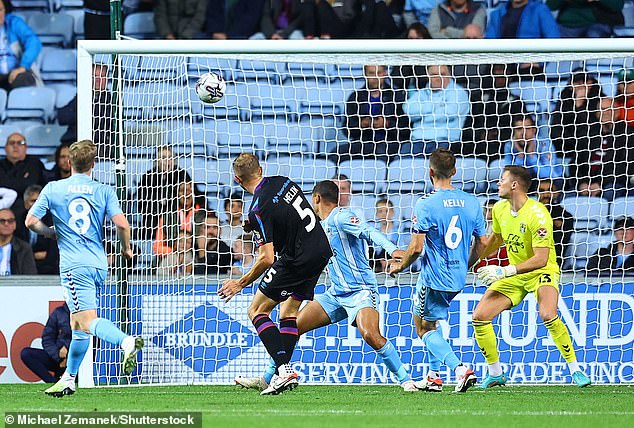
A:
[[25, 213, 56, 239], [219, 242, 274, 303], [468, 235, 490, 270], [111, 213, 133, 260], [388, 233, 425, 275]]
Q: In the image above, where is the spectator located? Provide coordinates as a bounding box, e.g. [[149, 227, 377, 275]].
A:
[[20, 304, 71, 383], [206, 0, 265, 39], [353, 0, 400, 38], [231, 233, 255, 275], [465, 63, 526, 158], [615, 68, 634, 129], [503, 115, 564, 181], [331, 173, 352, 208], [486, 0, 560, 39], [403, 0, 443, 26], [84, 0, 111, 40], [0, 0, 41, 92], [58, 64, 113, 158], [157, 230, 194, 275], [550, 70, 604, 183], [14, 185, 59, 274], [474, 199, 509, 270], [391, 22, 431, 90], [537, 179, 574, 268], [587, 216, 634, 274], [220, 193, 244, 246], [252, 0, 304, 40], [0, 132, 46, 206], [136, 146, 192, 240], [371, 198, 401, 272], [338, 64, 408, 161], [45, 144, 72, 182], [427, 0, 486, 39], [577, 179, 603, 198], [547, 0, 624, 38], [401, 64, 470, 155], [0, 187, 17, 209], [194, 212, 232, 275], [155, 0, 207, 40], [153, 180, 202, 257], [0, 208, 36, 275]]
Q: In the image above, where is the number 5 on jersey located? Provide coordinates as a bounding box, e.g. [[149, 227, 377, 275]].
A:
[[292, 196, 316, 232]]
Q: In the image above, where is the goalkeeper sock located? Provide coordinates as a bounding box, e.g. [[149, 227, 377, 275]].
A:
[[544, 316, 577, 363], [252, 314, 287, 368], [472, 320, 501, 374], [89, 318, 127, 347], [67, 330, 90, 376], [263, 358, 276, 383], [279, 317, 299, 365], [427, 325, 442, 374], [421, 329, 461, 371], [377, 340, 410, 383]]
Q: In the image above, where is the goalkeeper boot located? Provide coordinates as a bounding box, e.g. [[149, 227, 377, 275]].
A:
[[454, 368, 477, 393], [401, 380, 419, 392], [235, 376, 269, 392], [479, 372, 507, 388], [414, 376, 442, 392], [121, 336, 144, 375], [572, 371, 591, 388], [260, 364, 299, 395], [44, 376, 75, 398]]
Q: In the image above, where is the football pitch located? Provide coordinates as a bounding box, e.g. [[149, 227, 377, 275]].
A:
[[2, 384, 634, 428]]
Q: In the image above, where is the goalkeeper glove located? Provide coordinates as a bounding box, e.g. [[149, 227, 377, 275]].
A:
[[477, 264, 517, 285]]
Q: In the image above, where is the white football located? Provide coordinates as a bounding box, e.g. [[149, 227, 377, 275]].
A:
[[195, 71, 226, 104]]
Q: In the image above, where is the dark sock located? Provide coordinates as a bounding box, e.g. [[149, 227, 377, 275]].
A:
[[252, 314, 287, 367], [279, 317, 299, 365]]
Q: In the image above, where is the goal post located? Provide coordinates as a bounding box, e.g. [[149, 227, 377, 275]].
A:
[[77, 39, 634, 387]]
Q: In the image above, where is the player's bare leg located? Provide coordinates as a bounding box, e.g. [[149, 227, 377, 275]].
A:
[[355, 307, 417, 392], [537, 285, 590, 387], [472, 289, 512, 388]]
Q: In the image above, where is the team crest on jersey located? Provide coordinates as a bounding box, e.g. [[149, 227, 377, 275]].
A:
[[537, 227, 548, 237], [350, 217, 360, 224], [253, 230, 263, 246], [519, 223, 526, 234]]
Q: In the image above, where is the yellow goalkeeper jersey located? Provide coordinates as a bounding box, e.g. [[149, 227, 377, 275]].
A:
[[492, 198, 560, 276]]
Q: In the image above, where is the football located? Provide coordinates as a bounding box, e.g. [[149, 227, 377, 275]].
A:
[[195, 71, 226, 104]]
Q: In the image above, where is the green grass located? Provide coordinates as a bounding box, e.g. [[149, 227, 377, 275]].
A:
[[2, 384, 634, 428]]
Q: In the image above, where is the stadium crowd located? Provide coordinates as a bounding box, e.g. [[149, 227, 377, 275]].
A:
[[0, 0, 632, 278]]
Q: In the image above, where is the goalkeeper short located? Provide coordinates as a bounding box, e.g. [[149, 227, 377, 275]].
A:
[[60, 267, 107, 313], [489, 270, 560, 307], [315, 288, 379, 327]]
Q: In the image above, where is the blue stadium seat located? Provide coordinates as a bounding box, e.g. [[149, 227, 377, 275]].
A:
[[543, 61, 581, 82], [561, 196, 610, 232], [299, 115, 343, 152], [336, 64, 365, 82], [263, 154, 336, 193], [508, 80, 551, 114], [296, 81, 346, 117], [27, 12, 74, 46], [598, 74, 618, 98], [453, 157, 488, 194], [23, 124, 67, 155], [246, 83, 295, 121], [355, 194, 379, 223], [53, 0, 83, 10], [62, 9, 84, 41], [584, 57, 634, 75], [126, 158, 154, 189], [286, 62, 335, 83], [611, 197, 634, 221], [212, 120, 265, 158], [487, 158, 506, 193], [388, 193, 421, 221], [92, 161, 116, 185], [387, 156, 431, 194], [0, 89, 7, 122], [50, 83, 76, 108], [177, 156, 209, 186], [5, 87, 56, 123], [200, 158, 234, 198], [0, 124, 21, 146], [151, 83, 190, 119], [40, 48, 77, 83], [233, 60, 287, 84], [136, 56, 186, 81], [187, 57, 237, 82], [122, 84, 154, 120], [563, 232, 607, 271], [10, 1, 51, 11], [337, 159, 388, 194], [260, 122, 308, 154], [123, 12, 156, 39]]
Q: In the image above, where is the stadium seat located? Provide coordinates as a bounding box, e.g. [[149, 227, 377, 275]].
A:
[[5, 87, 56, 123], [508, 80, 551, 114], [136, 56, 186, 81], [212, 120, 265, 158], [355, 194, 379, 222], [388, 193, 421, 221], [151, 83, 190, 119], [40, 48, 77, 83], [453, 157, 488, 194], [92, 161, 116, 185], [177, 156, 209, 186], [10, 1, 51, 11], [286, 62, 335, 83], [387, 156, 431, 194], [598, 74, 618, 98], [233, 60, 287, 84], [561, 196, 610, 232], [299, 115, 343, 152], [487, 158, 506, 193], [611, 197, 634, 221], [296, 81, 347, 117], [263, 154, 336, 193], [543, 61, 581, 81], [23, 124, 67, 155], [27, 12, 74, 46], [335, 64, 365, 83], [53, 0, 83, 10], [337, 159, 388, 194], [62, 9, 84, 41], [563, 231, 605, 271], [122, 84, 154, 121], [187, 57, 237, 82], [123, 12, 157, 39], [259, 122, 309, 154], [199, 158, 234, 198], [126, 158, 154, 189], [50, 83, 77, 108], [584, 57, 634, 75], [246, 83, 295, 121], [0, 124, 21, 146], [0, 89, 7, 122]]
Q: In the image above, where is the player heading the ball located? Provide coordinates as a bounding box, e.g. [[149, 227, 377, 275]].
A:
[[219, 153, 332, 395], [26, 140, 143, 397], [473, 165, 591, 388]]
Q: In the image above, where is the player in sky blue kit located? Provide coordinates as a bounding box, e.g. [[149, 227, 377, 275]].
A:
[[236, 180, 419, 392], [389, 149, 488, 393], [26, 140, 142, 397]]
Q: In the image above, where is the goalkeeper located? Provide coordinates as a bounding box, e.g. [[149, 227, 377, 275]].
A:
[[473, 165, 590, 388]]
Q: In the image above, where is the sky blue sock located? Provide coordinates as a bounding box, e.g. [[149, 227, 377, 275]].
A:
[[263, 358, 276, 383], [422, 329, 461, 371], [427, 325, 442, 372], [67, 330, 90, 376], [377, 340, 410, 382], [89, 318, 127, 347]]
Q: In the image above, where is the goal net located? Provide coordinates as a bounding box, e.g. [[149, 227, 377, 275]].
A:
[[78, 39, 634, 387]]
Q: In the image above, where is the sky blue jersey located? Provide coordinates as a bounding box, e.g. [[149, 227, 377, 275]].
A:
[[323, 207, 398, 295], [413, 188, 486, 292], [29, 173, 123, 272]]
